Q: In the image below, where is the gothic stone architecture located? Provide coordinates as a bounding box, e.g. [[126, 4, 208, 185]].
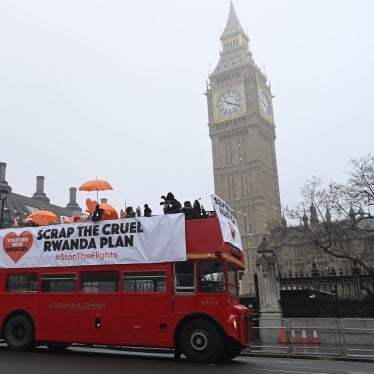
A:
[[206, 3, 281, 295], [0, 162, 81, 228], [271, 207, 374, 277]]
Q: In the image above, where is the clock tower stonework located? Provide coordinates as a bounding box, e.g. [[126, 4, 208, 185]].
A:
[[206, 3, 281, 296]]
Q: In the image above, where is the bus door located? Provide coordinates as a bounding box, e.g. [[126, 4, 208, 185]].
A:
[[38, 273, 79, 342], [77, 270, 121, 344], [120, 270, 172, 347], [173, 261, 197, 313]]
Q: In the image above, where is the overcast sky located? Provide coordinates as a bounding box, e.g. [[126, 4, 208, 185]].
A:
[[1, 0, 373, 215]]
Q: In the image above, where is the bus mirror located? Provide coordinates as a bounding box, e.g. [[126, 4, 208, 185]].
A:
[[238, 271, 244, 280]]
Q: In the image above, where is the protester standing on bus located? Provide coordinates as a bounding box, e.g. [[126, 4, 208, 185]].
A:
[[143, 204, 152, 217], [193, 199, 201, 215], [125, 206, 136, 218], [181, 201, 196, 219], [162, 192, 181, 214], [91, 204, 104, 222]]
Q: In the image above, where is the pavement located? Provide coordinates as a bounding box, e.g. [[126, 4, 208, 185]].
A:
[[243, 342, 374, 361]]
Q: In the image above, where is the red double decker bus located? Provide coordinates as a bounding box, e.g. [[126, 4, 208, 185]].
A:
[[0, 197, 252, 363]]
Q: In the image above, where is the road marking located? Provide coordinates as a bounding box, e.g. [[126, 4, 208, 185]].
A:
[[258, 369, 330, 374], [258, 370, 371, 374]]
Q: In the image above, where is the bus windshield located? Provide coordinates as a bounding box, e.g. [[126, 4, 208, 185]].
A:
[[227, 262, 239, 296], [198, 260, 225, 293]]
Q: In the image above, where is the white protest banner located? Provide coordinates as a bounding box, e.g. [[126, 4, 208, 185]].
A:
[[211, 194, 243, 251], [0, 214, 186, 268]]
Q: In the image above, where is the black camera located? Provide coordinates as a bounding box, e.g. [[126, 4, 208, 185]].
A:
[[160, 195, 166, 205]]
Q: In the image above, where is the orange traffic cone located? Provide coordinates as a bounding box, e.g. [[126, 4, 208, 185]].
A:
[[312, 328, 320, 344], [301, 327, 308, 344], [279, 326, 287, 344], [290, 328, 296, 343]]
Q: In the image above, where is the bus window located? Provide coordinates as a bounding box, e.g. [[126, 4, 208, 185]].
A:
[[174, 261, 195, 293], [41, 274, 77, 293], [198, 261, 225, 293], [6, 273, 38, 292], [81, 271, 119, 293], [123, 271, 166, 293], [227, 262, 239, 296]]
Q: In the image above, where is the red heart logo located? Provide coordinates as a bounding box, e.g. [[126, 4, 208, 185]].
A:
[[86, 198, 98, 213], [3, 231, 34, 263]]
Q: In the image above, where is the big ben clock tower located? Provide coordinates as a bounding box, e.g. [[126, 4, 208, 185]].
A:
[[206, 2, 281, 296]]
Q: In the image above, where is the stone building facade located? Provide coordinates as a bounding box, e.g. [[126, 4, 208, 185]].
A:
[[268, 207, 374, 277]]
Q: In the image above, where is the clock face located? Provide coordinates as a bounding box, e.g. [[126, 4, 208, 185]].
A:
[[259, 91, 271, 116], [216, 89, 243, 116]]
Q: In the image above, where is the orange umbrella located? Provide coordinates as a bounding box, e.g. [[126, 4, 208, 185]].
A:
[[85, 199, 118, 220], [99, 203, 118, 220], [24, 210, 58, 226], [79, 179, 113, 201]]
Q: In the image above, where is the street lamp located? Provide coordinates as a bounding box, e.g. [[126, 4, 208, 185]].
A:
[[0, 185, 9, 229]]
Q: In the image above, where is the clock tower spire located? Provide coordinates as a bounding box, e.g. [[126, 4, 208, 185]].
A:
[[221, 1, 250, 52], [206, 2, 281, 296]]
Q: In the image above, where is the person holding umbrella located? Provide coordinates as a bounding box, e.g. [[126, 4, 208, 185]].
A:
[[91, 204, 104, 222]]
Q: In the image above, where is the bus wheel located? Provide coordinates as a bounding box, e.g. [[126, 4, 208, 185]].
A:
[[219, 340, 242, 361], [4, 315, 35, 351], [179, 320, 223, 363]]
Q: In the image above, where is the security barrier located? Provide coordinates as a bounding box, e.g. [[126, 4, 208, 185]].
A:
[[246, 318, 374, 360], [341, 318, 374, 359]]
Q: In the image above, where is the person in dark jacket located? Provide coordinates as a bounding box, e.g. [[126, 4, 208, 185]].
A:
[[163, 192, 181, 214], [143, 204, 152, 217], [125, 206, 136, 218], [181, 200, 197, 219], [193, 199, 201, 215], [92, 204, 104, 222]]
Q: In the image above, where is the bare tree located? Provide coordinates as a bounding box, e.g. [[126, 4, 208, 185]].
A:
[[283, 154, 374, 272]]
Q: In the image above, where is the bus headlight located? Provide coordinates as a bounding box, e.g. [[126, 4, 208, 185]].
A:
[[233, 318, 238, 331]]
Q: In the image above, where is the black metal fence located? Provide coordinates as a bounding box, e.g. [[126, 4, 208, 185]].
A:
[[277, 263, 374, 318]]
